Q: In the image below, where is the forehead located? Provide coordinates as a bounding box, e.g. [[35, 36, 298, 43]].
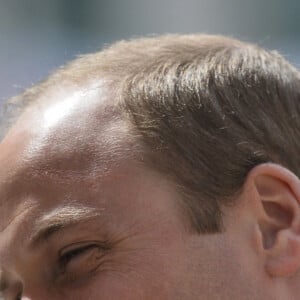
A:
[[0, 83, 135, 231], [3, 83, 134, 168]]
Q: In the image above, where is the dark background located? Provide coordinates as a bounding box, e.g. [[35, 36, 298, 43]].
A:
[[1, 0, 300, 102]]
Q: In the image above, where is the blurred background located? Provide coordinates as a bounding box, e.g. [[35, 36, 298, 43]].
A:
[[1, 0, 300, 102]]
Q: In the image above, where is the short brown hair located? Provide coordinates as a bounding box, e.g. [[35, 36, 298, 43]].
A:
[[3, 34, 300, 233]]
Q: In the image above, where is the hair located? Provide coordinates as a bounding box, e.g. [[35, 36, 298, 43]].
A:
[[2, 34, 300, 233]]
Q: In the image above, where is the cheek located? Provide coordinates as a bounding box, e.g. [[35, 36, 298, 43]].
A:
[[59, 271, 170, 300], [180, 235, 270, 300], [57, 240, 190, 300]]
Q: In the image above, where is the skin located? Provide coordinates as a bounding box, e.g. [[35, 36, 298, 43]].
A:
[[0, 84, 300, 299]]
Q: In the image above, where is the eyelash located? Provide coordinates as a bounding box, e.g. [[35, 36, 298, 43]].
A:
[[55, 240, 111, 286], [59, 243, 98, 268]]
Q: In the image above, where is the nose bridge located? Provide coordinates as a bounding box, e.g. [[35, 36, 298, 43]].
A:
[[0, 258, 54, 300]]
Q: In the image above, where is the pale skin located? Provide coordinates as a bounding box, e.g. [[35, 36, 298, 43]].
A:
[[1, 84, 300, 299]]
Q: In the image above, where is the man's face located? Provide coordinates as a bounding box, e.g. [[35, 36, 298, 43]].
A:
[[0, 86, 267, 299]]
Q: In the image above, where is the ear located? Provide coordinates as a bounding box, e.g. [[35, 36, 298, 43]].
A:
[[248, 163, 300, 278]]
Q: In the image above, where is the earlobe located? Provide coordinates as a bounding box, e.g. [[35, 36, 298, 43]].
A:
[[249, 163, 300, 278]]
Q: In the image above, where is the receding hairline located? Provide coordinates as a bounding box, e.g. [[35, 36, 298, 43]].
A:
[[1, 33, 300, 234], [0, 33, 264, 139]]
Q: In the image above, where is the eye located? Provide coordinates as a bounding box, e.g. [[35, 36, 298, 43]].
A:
[[56, 241, 109, 284], [59, 243, 98, 267]]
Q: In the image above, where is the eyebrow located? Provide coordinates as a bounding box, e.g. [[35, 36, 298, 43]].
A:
[[29, 206, 102, 248]]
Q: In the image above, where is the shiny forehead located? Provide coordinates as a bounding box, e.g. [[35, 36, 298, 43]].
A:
[[0, 82, 140, 224], [2, 82, 138, 174]]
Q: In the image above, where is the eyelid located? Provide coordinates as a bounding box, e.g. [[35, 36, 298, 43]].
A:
[[55, 241, 110, 285], [58, 240, 110, 268], [60, 240, 109, 256], [59, 244, 97, 266], [60, 242, 98, 258]]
